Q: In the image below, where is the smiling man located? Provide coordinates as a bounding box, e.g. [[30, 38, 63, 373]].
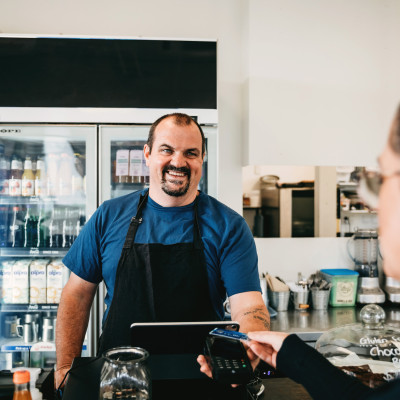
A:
[[55, 113, 269, 387]]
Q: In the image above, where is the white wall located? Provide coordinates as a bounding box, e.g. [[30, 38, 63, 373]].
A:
[[0, 0, 247, 212], [245, 0, 400, 166], [243, 0, 400, 280]]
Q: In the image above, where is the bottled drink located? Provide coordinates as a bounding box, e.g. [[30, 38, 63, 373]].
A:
[[36, 206, 47, 248], [62, 208, 74, 248], [46, 153, 59, 197], [24, 206, 38, 248], [0, 155, 10, 196], [115, 149, 129, 183], [129, 148, 143, 183], [34, 156, 45, 197], [0, 205, 8, 247], [71, 153, 83, 195], [77, 208, 86, 236], [12, 370, 32, 400], [22, 156, 35, 197], [47, 208, 62, 248], [8, 206, 24, 247], [142, 156, 150, 185], [58, 153, 72, 196], [9, 155, 22, 197]]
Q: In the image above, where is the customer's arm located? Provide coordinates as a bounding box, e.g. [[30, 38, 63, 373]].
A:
[[55, 272, 98, 388], [249, 332, 372, 400]]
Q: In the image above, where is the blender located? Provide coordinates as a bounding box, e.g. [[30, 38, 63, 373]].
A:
[[347, 229, 385, 304]]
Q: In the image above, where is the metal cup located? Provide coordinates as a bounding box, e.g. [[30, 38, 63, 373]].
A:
[[17, 322, 38, 343], [269, 290, 290, 311], [42, 325, 54, 342], [4, 315, 19, 338], [42, 317, 56, 342], [311, 289, 331, 310], [291, 290, 310, 311]]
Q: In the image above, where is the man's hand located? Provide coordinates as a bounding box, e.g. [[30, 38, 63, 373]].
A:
[[55, 272, 97, 391], [196, 341, 259, 387], [54, 364, 71, 390]]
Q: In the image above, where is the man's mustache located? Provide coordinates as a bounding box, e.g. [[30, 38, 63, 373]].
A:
[[162, 165, 191, 178]]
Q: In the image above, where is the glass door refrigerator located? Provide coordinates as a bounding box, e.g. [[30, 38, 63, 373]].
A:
[[0, 124, 97, 370], [97, 124, 218, 332]]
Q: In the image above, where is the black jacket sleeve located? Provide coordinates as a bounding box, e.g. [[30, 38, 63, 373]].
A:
[[276, 334, 372, 400]]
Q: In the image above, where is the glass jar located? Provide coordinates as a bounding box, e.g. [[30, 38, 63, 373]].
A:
[[99, 347, 151, 400], [316, 304, 400, 388]]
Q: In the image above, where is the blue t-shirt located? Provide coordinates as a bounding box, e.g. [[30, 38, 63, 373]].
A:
[[63, 190, 261, 323]]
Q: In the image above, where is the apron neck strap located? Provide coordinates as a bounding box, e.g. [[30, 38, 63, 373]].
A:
[[123, 190, 149, 249], [193, 195, 203, 250], [123, 190, 203, 250]]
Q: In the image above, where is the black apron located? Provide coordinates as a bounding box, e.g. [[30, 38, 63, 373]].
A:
[[98, 190, 218, 354]]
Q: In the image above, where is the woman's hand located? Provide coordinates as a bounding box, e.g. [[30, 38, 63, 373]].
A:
[[247, 331, 289, 369]]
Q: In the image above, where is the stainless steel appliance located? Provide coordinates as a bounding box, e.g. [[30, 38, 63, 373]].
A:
[[260, 176, 314, 238], [347, 229, 385, 304], [0, 33, 218, 369], [0, 121, 218, 369], [0, 124, 97, 368], [384, 276, 400, 303]]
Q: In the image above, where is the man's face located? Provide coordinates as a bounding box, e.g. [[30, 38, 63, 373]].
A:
[[144, 118, 204, 203], [378, 143, 400, 280]]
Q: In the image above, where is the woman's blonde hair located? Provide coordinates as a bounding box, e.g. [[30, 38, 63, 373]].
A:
[[389, 104, 400, 154]]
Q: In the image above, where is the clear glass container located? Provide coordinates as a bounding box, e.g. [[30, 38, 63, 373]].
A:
[[316, 304, 400, 388], [99, 347, 151, 400]]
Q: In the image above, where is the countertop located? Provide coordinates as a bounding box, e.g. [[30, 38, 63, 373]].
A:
[[269, 303, 400, 342], [62, 357, 312, 400]]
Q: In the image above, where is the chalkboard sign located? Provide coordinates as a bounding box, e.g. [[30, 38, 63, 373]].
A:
[[0, 37, 217, 109]]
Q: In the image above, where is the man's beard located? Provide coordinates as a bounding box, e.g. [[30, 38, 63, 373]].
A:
[[161, 165, 191, 197]]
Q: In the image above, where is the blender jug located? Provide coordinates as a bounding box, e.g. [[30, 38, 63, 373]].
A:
[[347, 229, 385, 304], [347, 229, 379, 277]]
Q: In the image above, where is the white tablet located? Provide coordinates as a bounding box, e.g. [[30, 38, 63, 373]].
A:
[[130, 321, 240, 355]]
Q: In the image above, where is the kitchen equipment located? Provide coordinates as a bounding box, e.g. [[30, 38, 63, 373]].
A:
[[99, 347, 151, 400], [260, 175, 314, 238], [16, 322, 38, 343], [384, 276, 400, 303], [311, 288, 331, 310], [321, 269, 359, 307], [291, 290, 310, 311], [268, 290, 290, 311], [316, 304, 400, 388], [3, 315, 19, 338], [347, 230, 385, 304], [42, 317, 56, 342]]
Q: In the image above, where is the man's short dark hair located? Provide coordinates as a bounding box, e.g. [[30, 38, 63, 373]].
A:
[[147, 113, 206, 156]]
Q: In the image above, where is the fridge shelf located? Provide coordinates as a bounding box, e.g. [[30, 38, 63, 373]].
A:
[[0, 304, 58, 312], [0, 248, 69, 257], [0, 195, 86, 206], [1, 342, 86, 352]]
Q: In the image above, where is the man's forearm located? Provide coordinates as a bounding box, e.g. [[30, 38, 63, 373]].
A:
[[235, 305, 270, 333], [56, 277, 97, 369], [56, 293, 91, 368], [229, 291, 270, 333]]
